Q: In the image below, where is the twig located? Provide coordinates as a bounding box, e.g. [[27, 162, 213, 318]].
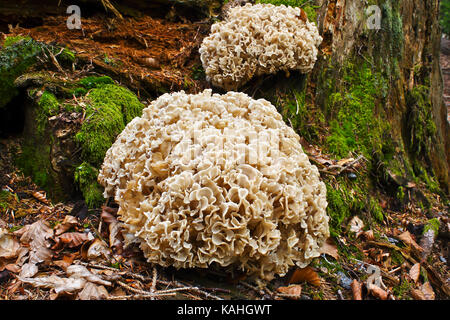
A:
[[116, 280, 152, 296], [108, 293, 176, 300]]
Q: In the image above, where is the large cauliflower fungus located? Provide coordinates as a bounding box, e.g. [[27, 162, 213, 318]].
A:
[[199, 3, 323, 90], [98, 90, 329, 280]]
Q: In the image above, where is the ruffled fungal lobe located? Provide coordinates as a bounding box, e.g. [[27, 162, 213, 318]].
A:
[[199, 3, 323, 90], [98, 89, 329, 280]]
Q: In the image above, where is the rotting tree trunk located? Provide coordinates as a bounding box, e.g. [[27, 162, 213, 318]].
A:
[[310, 0, 449, 193]]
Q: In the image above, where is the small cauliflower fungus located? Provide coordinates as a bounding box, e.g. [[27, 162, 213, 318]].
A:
[[98, 90, 329, 280], [199, 3, 323, 90]]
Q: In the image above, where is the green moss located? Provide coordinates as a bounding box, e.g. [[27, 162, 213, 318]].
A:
[[396, 186, 405, 201], [15, 143, 56, 195], [381, 1, 403, 59], [405, 85, 437, 160], [78, 76, 114, 90], [0, 38, 43, 108], [73, 84, 144, 208], [0, 190, 13, 211], [325, 62, 389, 158], [2, 35, 32, 48], [255, 0, 319, 21], [69, 76, 114, 97], [74, 162, 104, 208], [325, 180, 366, 236], [280, 89, 325, 143], [36, 91, 60, 135], [75, 84, 144, 167], [423, 218, 440, 236], [326, 185, 351, 237], [368, 197, 384, 223]]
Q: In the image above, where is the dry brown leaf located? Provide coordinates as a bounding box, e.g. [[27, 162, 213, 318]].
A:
[[101, 207, 123, 253], [19, 274, 86, 294], [53, 259, 72, 271], [410, 288, 426, 300], [31, 191, 49, 205], [78, 282, 109, 300], [362, 230, 374, 241], [397, 231, 423, 252], [409, 263, 421, 284], [86, 239, 111, 261], [288, 267, 321, 287], [319, 238, 339, 260], [367, 283, 388, 300], [19, 262, 38, 278], [0, 228, 20, 259], [277, 285, 302, 299], [54, 215, 78, 236], [13, 220, 53, 265], [66, 265, 111, 286], [351, 279, 362, 300], [53, 232, 93, 248], [4, 264, 20, 273], [421, 282, 435, 300]]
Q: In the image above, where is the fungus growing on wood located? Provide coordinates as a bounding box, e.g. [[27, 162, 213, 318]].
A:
[[199, 3, 322, 90], [98, 90, 329, 280]]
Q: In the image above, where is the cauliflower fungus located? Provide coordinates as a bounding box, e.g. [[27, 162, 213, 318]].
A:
[[199, 3, 323, 90], [98, 90, 329, 280]]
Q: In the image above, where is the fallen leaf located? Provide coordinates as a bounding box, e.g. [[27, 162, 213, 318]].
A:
[[409, 263, 420, 284], [54, 215, 78, 236], [66, 265, 111, 286], [288, 267, 321, 287], [410, 288, 426, 300], [53, 260, 71, 271], [298, 8, 308, 22], [78, 282, 109, 300], [53, 232, 94, 249], [319, 238, 339, 260], [19, 263, 38, 278], [20, 275, 86, 294], [86, 239, 111, 261], [101, 207, 123, 254], [397, 231, 423, 252], [0, 228, 20, 259], [367, 283, 388, 300], [421, 282, 435, 300], [277, 285, 302, 299], [4, 264, 20, 273], [351, 279, 362, 300], [31, 191, 49, 205], [13, 220, 53, 265], [349, 216, 364, 236], [362, 230, 374, 241]]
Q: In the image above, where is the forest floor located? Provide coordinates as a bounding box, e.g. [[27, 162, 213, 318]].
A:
[[0, 12, 449, 301]]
